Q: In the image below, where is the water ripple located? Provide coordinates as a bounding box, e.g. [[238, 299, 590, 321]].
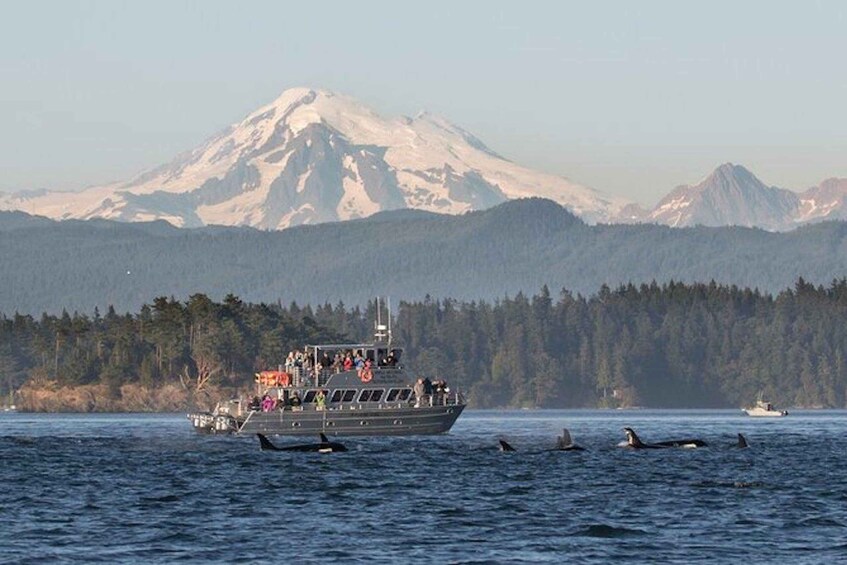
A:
[[1, 410, 847, 563]]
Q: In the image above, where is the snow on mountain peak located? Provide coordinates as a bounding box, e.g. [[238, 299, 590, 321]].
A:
[[0, 87, 627, 229], [617, 163, 847, 231]]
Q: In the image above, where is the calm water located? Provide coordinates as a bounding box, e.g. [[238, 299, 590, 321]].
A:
[[2, 410, 846, 564]]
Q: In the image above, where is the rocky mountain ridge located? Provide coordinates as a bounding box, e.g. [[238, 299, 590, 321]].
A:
[[617, 163, 847, 231]]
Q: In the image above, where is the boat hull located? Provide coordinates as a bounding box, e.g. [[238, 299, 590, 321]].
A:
[[744, 408, 787, 417], [189, 404, 465, 436]]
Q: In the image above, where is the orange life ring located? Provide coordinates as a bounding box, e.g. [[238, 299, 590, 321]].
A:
[[360, 368, 373, 383]]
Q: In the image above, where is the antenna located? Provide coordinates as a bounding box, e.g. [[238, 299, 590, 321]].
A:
[[374, 297, 388, 341], [387, 297, 392, 348]]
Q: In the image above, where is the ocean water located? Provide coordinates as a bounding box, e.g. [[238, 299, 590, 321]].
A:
[[1, 410, 846, 564]]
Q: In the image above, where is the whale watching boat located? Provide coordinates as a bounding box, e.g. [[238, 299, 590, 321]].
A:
[[187, 307, 466, 436], [743, 397, 788, 417]]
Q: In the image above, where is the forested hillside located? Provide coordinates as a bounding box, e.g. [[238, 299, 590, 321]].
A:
[[4, 280, 847, 410], [3, 199, 847, 314]]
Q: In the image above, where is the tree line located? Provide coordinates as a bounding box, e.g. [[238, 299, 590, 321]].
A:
[[3, 278, 847, 408]]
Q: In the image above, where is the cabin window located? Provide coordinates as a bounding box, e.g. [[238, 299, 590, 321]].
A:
[[398, 389, 412, 401], [303, 390, 317, 403], [386, 389, 400, 402], [342, 390, 357, 402], [330, 390, 343, 403], [358, 389, 384, 402]]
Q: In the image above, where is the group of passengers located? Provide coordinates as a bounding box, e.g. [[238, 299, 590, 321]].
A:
[[412, 377, 450, 407], [247, 374, 451, 412], [250, 389, 329, 412], [281, 347, 400, 382], [251, 391, 299, 412]]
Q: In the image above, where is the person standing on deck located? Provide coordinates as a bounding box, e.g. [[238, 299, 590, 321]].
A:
[[315, 389, 326, 411], [413, 378, 425, 408], [423, 377, 433, 407]]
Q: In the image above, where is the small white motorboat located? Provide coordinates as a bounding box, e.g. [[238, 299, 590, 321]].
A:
[[743, 398, 788, 417]]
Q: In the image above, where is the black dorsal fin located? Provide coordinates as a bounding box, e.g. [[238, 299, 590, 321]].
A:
[[498, 439, 517, 452], [737, 433, 749, 449], [257, 433, 278, 451], [319, 433, 330, 443], [623, 427, 644, 447]]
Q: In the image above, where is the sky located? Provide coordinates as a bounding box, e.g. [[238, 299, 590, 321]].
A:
[[1, 0, 845, 206]]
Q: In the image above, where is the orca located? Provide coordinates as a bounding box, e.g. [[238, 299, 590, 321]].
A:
[[622, 427, 707, 449], [554, 428, 586, 451], [736, 433, 749, 449], [257, 433, 348, 453], [498, 439, 517, 452], [498, 429, 585, 452]]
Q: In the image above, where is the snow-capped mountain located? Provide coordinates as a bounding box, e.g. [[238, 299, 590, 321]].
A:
[[617, 163, 847, 231], [795, 177, 847, 225], [0, 88, 626, 229]]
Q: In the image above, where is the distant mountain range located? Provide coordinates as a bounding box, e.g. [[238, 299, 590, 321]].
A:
[[1, 87, 843, 232], [3, 198, 847, 315], [618, 163, 847, 231]]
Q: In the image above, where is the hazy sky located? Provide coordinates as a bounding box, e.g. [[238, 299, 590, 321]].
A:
[[1, 1, 845, 206]]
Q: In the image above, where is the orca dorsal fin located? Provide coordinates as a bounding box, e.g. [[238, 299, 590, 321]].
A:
[[498, 439, 517, 452], [319, 433, 330, 443], [623, 427, 644, 447], [559, 428, 574, 448], [737, 433, 749, 449], [257, 433, 278, 451]]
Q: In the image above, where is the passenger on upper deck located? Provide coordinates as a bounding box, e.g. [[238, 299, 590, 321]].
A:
[[354, 351, 365, 371], [382, 351, 397, 367], [343, 352, 354, 371]]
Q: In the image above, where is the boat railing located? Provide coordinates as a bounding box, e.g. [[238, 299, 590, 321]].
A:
[[283, 365, 405, 388], [407, 389, 464, 407], [237, 408, 256, 432], [239, 387, 464, 416]]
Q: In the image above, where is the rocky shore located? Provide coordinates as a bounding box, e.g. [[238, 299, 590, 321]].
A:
[[14, 382, 233, 413]]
